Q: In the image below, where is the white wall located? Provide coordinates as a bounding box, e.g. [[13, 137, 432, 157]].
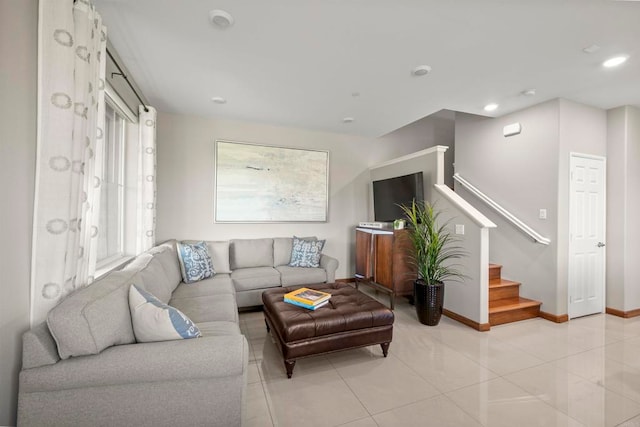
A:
[[0, 0, 37, 425], [455, 100, 561, 314], [156, 112, 405, 279], [607, 106, 640, 312]]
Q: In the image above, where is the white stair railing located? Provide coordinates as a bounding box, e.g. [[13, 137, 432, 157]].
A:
[[453, 173, 551, 245]]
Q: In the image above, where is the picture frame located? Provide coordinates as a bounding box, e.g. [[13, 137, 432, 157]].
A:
[[214, 140, 329, 223]]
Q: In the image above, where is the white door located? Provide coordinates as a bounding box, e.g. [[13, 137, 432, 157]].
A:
[[568, 153, 606, 319]]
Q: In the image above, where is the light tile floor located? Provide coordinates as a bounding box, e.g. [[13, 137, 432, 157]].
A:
[[239, 287, 640, 427]]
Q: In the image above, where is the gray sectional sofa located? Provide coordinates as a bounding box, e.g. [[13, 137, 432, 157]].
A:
[[18, 237, 338, 426], [227, 237, 338, 307]]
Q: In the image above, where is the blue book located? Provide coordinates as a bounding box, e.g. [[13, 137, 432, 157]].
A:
[[284, 297, 329, 310]]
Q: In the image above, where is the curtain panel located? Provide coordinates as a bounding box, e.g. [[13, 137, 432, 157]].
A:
[[31, 0, 107, 324], [137, 106, 157, 253]]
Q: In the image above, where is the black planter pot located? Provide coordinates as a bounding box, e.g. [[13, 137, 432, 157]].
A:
[[414, 280, 444, 326]]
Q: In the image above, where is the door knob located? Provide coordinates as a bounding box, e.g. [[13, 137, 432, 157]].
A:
[[597, 242, 605, 247]]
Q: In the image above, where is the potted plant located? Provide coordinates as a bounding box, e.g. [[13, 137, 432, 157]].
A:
[[400, 200, 466, 326]]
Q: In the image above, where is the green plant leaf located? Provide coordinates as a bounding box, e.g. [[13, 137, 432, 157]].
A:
[[399, 200, 468, 286]]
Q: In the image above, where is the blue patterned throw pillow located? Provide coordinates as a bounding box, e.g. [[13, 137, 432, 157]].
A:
[[289, 236, 325, 268], [128, 285, 201, 343], [177, 241, 215, 284]]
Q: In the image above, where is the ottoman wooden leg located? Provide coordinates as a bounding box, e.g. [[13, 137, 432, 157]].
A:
[[285, 360, 296, 379], [380, 342, 390, 357], [264, 318, 270, 332]]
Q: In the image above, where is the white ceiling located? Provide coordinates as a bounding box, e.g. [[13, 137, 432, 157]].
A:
[[94, 0, 640, 137]]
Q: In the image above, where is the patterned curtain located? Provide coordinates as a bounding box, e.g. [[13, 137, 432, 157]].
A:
[[31, 0, 107, 324], [137, 106, 157, 253]]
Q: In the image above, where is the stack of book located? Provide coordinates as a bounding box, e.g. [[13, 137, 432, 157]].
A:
[[284, 287, 331, 310]]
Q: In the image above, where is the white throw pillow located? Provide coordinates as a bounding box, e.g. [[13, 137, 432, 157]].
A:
[[128, 285, 201, 343]]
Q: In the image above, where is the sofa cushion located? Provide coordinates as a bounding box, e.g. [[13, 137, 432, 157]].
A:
[[123, 252, 153, 272], [169, 293, 239, 324], [148, 241, 183, 292], [177, 241, 215, 284], [289, 236, 325, 268], [197, 321, 241, 337], [276, 266, 328, 287], [123, 252, 174, 304], [129, 285, 201, 343], [47, 269, 137, 359], [231, 267, 281, 292], [273, 237, 293, 267], [208, 241, 232, 274], [230, 238, 273, 269], [171, 275, 235, 300]]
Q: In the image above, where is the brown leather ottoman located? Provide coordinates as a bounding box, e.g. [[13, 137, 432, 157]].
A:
[[262, 283, 394, 378]]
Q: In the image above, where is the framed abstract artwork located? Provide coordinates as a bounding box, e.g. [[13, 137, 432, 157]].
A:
[[214, 140, 329, 222]]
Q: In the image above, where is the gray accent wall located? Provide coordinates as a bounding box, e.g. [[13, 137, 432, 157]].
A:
[[369, 148, 443, 209], [607, 106, 640, 312], [0, 0, 38, 425], [376, 110, 455, 188], [455, 100, 561, 314], [455, 99, 606, 316]]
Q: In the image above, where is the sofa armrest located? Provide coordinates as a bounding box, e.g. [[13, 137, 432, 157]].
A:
[[320, 254, 339, 283], [20, 334, 249, 393], [22, 322, 60, 369]]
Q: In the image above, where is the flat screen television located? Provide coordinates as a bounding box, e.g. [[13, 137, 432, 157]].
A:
[[372, 172, 424, 222]]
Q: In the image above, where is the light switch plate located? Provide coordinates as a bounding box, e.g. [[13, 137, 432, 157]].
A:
[[455, 224, 465, 235], [539, 209, 547, 220]]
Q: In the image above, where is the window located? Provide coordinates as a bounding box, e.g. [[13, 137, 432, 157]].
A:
[[96, 87, 139, 273], [97, 101, 126, 264]]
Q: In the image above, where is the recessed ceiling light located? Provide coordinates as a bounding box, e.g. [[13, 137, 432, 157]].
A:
[[521, 89, 536, 97], [343, 117, 355, 123], [603, 55, 629, 68], [209, 10, 234, 29], [484, 103, 499, 112], [412, 65, 432, 76], [211, 97, 227, 104]]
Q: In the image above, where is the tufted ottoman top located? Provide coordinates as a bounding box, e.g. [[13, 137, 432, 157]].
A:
[[262, 283, 394, 342]]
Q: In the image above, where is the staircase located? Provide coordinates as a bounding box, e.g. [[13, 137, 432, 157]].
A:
[[488, 264, 541, 326]]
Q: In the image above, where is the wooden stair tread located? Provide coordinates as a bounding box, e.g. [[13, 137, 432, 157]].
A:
[[489, 297, 542, 313], [489, 278, 520, 288]]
